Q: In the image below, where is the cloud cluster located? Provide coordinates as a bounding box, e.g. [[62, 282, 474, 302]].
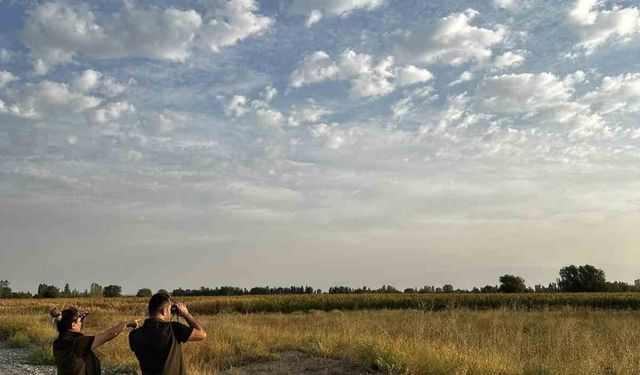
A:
[[569, 0, 640, 53], [86, 101, 135, 125], [290, 50, 432, 97], [21, 0, 272, 72], [583, 73, 640, 114], [222, 86, 332, 128], [478, 72, 575, 114], [394, 9, 506, 65], [0, 71, 17, 88], [0, 69, 132, 125], [288, 0, 384, 26]]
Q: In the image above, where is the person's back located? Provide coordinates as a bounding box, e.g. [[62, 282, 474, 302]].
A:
[[129, 318, 193, 374], [129, 293, 206, 375], [53, 331, 99, 375]]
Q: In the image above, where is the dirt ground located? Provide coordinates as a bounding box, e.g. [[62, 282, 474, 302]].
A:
[[0, 342, 379, 375], [0, 342, 55, 375], [220, 351, 381, 375]]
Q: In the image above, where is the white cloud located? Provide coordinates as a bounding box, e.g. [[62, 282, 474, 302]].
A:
[[289, 0, 384, 26], [254, 107, 285, 127], [288, 103, 331, 126], [394, 9, 506, 65], [478, 73, 575, 114], [449, 71, 474, 86], [290, 50, 432, 98], [395, 65, 434, 87], [71, 69, 127, 98], [22, 81, 102, 116], [199, 0, 272, 52], [289, 51, 341, 88], [310, 123, 345, 149], [491, 50, 526, 70], [222, 90, 285, 127], [494, 0, 518, 9], [21, 1, 272, 70], [144, 110, 189, 134], [259, 85, 278, 103], [583, 73, 640, 114], [86, 101, 135, 125], [0, 71, 17, 88], [223, 95, 250, 117], [569, 0, 640, 53], [305, 10, 323, 27], [71, 69, 102, 92]]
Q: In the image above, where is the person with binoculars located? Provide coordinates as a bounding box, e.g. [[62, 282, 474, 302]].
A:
[[50, 307, 139, 375], [129, 292, 207, 375]]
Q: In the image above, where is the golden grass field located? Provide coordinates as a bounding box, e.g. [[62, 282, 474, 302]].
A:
[[2, 294, 640, 374]]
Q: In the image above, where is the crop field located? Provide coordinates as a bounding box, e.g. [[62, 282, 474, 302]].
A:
[[2, 293, 640, 374]]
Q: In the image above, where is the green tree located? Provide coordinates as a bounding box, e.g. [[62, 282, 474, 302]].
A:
[[103, 285, 122, 298], [442, 284, 454, 293], [499, 275, 526, 293], [63, 283, 71, 296], [89, 282, 103, 297], [0, 280, 12, 298], [136, 288, 153, 297], [558, 265, 607, 292], [37, 283, 60, 298]]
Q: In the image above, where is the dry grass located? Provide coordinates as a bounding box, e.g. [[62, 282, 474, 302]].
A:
[[2, 298, 640, 374]]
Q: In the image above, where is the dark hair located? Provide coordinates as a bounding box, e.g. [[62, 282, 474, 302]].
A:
[[49, 307, 80, 335], [148, 293, 171, 315]]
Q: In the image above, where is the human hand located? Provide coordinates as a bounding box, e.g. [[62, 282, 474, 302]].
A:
[[174, 302, 190, 317], [126, 319, 140, 329]]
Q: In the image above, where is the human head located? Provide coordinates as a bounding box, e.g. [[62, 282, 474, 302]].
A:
[[49, 306, 88, 335], [148, 292, 171, 319]]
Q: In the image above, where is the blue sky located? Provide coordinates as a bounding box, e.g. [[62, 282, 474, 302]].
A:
[[1, 0, 640, 294]]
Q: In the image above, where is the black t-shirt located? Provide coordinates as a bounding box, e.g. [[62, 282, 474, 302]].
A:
[[129, 318, 193, 375], [53, 332, 100, 375]]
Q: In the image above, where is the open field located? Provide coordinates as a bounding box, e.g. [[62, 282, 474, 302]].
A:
[[3, 294, 640, 374]]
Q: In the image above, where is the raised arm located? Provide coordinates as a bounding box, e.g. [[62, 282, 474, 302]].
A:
[[174, 302, 207, 341], [92, 320, 139, 350]]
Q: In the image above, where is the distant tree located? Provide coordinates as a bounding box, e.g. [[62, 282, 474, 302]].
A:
[[499, 275, 526, 293], [480, 285, 499, 293], [157, 289, 169, 296], [10, 291, 32, 298], [37, 283, 60, 298], [605, 281, 631, 292], [0, 280, 12, 298], [635, 279, 640, 288], [404, 288, 416, 293], [89, 282, 103, 297], [442, 284, 454, 293], [136, 288, 153, 297], [63, 283, 71, 297], [103, 285, 122, 298], [558, 265, 607, 292]]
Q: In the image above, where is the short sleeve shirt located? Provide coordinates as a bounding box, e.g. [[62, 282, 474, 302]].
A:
[[129, 319, 193, 375], [53, 332, 100, 375]]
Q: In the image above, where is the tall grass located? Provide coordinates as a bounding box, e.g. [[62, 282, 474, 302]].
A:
[[2, 297, 640, 374], [3, 293, 640, 315]]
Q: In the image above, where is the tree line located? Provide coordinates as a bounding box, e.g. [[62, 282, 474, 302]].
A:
[[2, 264, 640, 299]]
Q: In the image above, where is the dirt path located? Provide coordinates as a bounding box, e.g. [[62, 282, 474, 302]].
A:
[[0, 342, 55, 375], [0, 342, 378, 375], [220, 351, 381, 375]]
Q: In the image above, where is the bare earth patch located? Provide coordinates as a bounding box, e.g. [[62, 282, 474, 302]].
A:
[[0, 342, 55, 375], [220, 351, 381, 375]]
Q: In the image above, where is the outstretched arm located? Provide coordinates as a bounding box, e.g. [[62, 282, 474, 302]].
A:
[[174, 302, 207, 342], [92, 320, 139, 350]]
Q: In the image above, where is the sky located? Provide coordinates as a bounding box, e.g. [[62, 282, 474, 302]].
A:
[[1, 0, 640, 294]]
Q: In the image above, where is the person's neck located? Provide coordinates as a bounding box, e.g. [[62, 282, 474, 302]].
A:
[[150, 314, 168, 322]]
